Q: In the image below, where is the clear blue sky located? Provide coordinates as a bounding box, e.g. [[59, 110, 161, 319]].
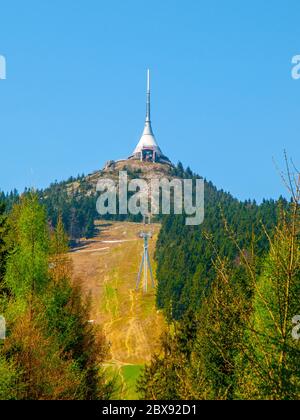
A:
[[0, 0, 299, 201]]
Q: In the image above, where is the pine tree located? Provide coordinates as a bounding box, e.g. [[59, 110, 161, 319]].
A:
[[0, 356, 19, 400], [49, 214, 72, 283], [0, 193, 113, 399], [85, 218, 96, 239], [0, 201, 8, 286], [5, 193, 50, 299], [236, 201, 300, 399]]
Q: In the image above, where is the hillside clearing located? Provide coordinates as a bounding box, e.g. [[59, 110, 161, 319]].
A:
[[70, 221, 165, 399]]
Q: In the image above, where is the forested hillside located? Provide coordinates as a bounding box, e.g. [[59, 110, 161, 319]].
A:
[[0, 173, 140, 245], [1, 162, 299, 400], [0, 194, 113, 399], [0, 161, 186, 244], [139, 167, 300, 400], [155, 172, 285, 319]]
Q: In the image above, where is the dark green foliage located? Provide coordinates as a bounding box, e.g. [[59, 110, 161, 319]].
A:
[[137, 312, 198, 399], [0, 201, 8, 285], [0, 194, 113, 400], [36, 174, 145, 241], [38, 178, 99, 242], [0, 190, 19, 213], [235, 205, 300, 399], [140, 177, 299, 400], [85, 219, 96, 239], [155, 173, 283, 320], [44, 279, 109, 399]]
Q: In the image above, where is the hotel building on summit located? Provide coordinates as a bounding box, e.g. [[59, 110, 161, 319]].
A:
[[128, 70, 171, 164]]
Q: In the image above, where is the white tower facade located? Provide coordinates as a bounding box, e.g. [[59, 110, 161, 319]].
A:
[[130, 70, 170, 163]]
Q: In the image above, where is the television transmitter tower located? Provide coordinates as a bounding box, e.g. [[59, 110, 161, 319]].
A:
[[135, 215, 155, 293]]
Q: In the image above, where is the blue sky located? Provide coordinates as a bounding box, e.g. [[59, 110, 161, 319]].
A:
[[0, 0, 299, 201]]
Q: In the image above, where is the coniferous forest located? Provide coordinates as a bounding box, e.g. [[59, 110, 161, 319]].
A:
[[0, 194, 113, 399], [0, 162, 299, 400], [138, 165, 300, 400], [2, 0, 300, 405]]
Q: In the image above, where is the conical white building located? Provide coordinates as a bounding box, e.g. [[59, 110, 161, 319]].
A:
[[129, 70, 170, 164]]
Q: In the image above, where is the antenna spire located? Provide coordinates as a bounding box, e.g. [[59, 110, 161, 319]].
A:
[[136, 227, 155, 293], [146, 69, 151, 123]]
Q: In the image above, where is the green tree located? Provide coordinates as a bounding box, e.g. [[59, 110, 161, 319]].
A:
[[5, 193, 50, 300], [47, 212, 111, 399], [0, 356, 19, 400], [137, 312, 198, 399], [0, 193, 113, 400], [85, 218, 96, 239], [0, 201, 8, 286], [236, 201, 300, 399]]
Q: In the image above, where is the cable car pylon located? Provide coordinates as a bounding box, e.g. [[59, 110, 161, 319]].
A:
[[135, 215, 154, 293]]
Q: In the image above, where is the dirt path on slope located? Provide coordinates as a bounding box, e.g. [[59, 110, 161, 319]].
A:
[[70, 221, 165, 366]]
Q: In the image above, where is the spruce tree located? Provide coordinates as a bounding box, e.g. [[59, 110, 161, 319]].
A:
[[0, 201, 8, 286], [236, 202, 300, 399]]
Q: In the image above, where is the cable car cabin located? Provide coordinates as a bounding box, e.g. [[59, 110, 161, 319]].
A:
[[141, 146, 156, 162]]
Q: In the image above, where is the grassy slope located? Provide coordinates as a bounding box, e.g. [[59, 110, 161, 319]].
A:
[[70, 221, 165, 399]]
